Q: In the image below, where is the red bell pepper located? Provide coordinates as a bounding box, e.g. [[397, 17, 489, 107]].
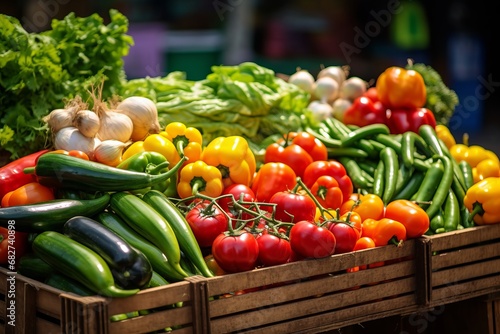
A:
[[342, 96, 387, 128], [0, 149, 49, 200], [302, 160, 353, 204], [265, 132, 327, 178], [251, 162, 297, 202], [385, 107, 437, 134]]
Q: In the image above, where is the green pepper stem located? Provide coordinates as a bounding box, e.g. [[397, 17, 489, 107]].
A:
[[468, 203, 484, 224], [23, 167, 35, 174], [148, 161, 170, 174]]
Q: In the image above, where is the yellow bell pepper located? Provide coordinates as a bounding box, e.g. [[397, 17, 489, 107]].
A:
[[177, 160, 223, 198], [435, 124, 456, 149], [160, 122, 203, 165], [122, 134, 179, 165], [473, 158, 500, 183], [201, 136, 256, 187], [464, 177, 500, 225]]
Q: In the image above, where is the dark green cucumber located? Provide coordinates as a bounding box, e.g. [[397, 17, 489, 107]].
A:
[[109, 192, 188, 279], [142, 190, 214, 278], [0, 193, 110, 232], [96, 212, 187, 282], [45, 272, 95, 296], [24, 153, 186, 192], [64, 216, 153, 290], [17, 253, 53, 282], [32, 231, 139, 298]]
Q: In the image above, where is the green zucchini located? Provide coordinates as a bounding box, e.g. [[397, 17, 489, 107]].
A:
[[44, 272, 95, 296], [32, 231, 139, 298], [110, 192, 188, 279], [64, 216, 153, 290], [0, 193, 110, 232], [24, 153, 185, 192], [17, 253, 53, 282], [96, 212, 187, 282], [142, 190, 214, 278]]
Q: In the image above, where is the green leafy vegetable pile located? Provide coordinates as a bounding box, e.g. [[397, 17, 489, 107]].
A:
[[122, 62, 317, 155], [0, 9, 133, 160]]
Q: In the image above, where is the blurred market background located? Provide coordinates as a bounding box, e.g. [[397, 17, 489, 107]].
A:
[[2, 0, 499, 154]]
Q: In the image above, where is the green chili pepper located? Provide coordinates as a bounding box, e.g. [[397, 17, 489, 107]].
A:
[[341, 124, 390, 147], [391, 170, 425, 201], [425, 156, 454, 219], [338, 157, 373, 191], [324, 118, 378, 157], [412, 159, 444, 208], [443, 188, 460, 232], [394, 164, 414, 196], [430, 211, 445, 232], [372, 159, 385, 198], [458, 160, 474, 191], [401, 131, 433, 168], [379, 146, 399, 204], [327, 147, 369, 159]]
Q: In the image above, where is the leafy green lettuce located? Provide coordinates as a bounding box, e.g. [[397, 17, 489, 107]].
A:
[[122, 62, 315, 154]]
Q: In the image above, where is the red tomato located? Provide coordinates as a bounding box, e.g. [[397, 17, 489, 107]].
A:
[[218, 183, 256, 220], [185, 200, 228, 248], [212, 231, 259, 273], [256, 233, 292, 267], [0, 227, 29, 266], [327, 222, 360, 254], [289, 220, 336, 259], [268, 191, 316, 224]]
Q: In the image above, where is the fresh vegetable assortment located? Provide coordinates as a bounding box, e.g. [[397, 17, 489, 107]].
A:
[[1, 12, 499, 317]]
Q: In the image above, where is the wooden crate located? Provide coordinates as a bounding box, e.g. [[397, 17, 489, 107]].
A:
[[0, 267, 204, 334], [199, 239, 423, 334], [417, 224, 500, 307]]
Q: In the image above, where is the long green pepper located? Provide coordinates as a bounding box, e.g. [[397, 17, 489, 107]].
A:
[[425, 155, 454, 219], [379, 146, 399, 204]]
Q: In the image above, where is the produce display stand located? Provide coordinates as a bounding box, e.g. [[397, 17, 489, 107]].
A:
[[1, 226, 499, 334]]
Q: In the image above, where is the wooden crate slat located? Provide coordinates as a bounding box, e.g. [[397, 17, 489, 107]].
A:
[[424, 224, 500, 252], [432, 258, 500, 287], [206, 241, 415, 296], [107, 307, 194, 334], [106, 281, 192, 315], [432, 241, 500, 270], [432, 275, 500, 304]]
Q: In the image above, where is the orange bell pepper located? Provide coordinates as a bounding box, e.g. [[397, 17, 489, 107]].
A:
[[376, 66, 427, 109], [361, 218, 407, 247], [340, 193, 385, 222], [384, 199, 429, 239]]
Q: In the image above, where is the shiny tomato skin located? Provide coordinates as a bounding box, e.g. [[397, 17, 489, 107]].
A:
[[268, 191, 316, 224], [185, 201, 228, 248], [212, 231, 259, 273], [327, 222, 360, 254], [256, 233, 292, 267], [218, 183, 256, 220], [289, 220, 336, 258]]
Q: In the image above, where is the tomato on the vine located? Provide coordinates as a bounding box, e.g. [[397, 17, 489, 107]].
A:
[[289, 220, 336, 259], [268, 190, 316, 224], [185, 200, 228, 248], [327, 222, 360, 254], [212, 231, 259, 273], [256, 233, 292, 267], [218, 183, 256, 220]]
